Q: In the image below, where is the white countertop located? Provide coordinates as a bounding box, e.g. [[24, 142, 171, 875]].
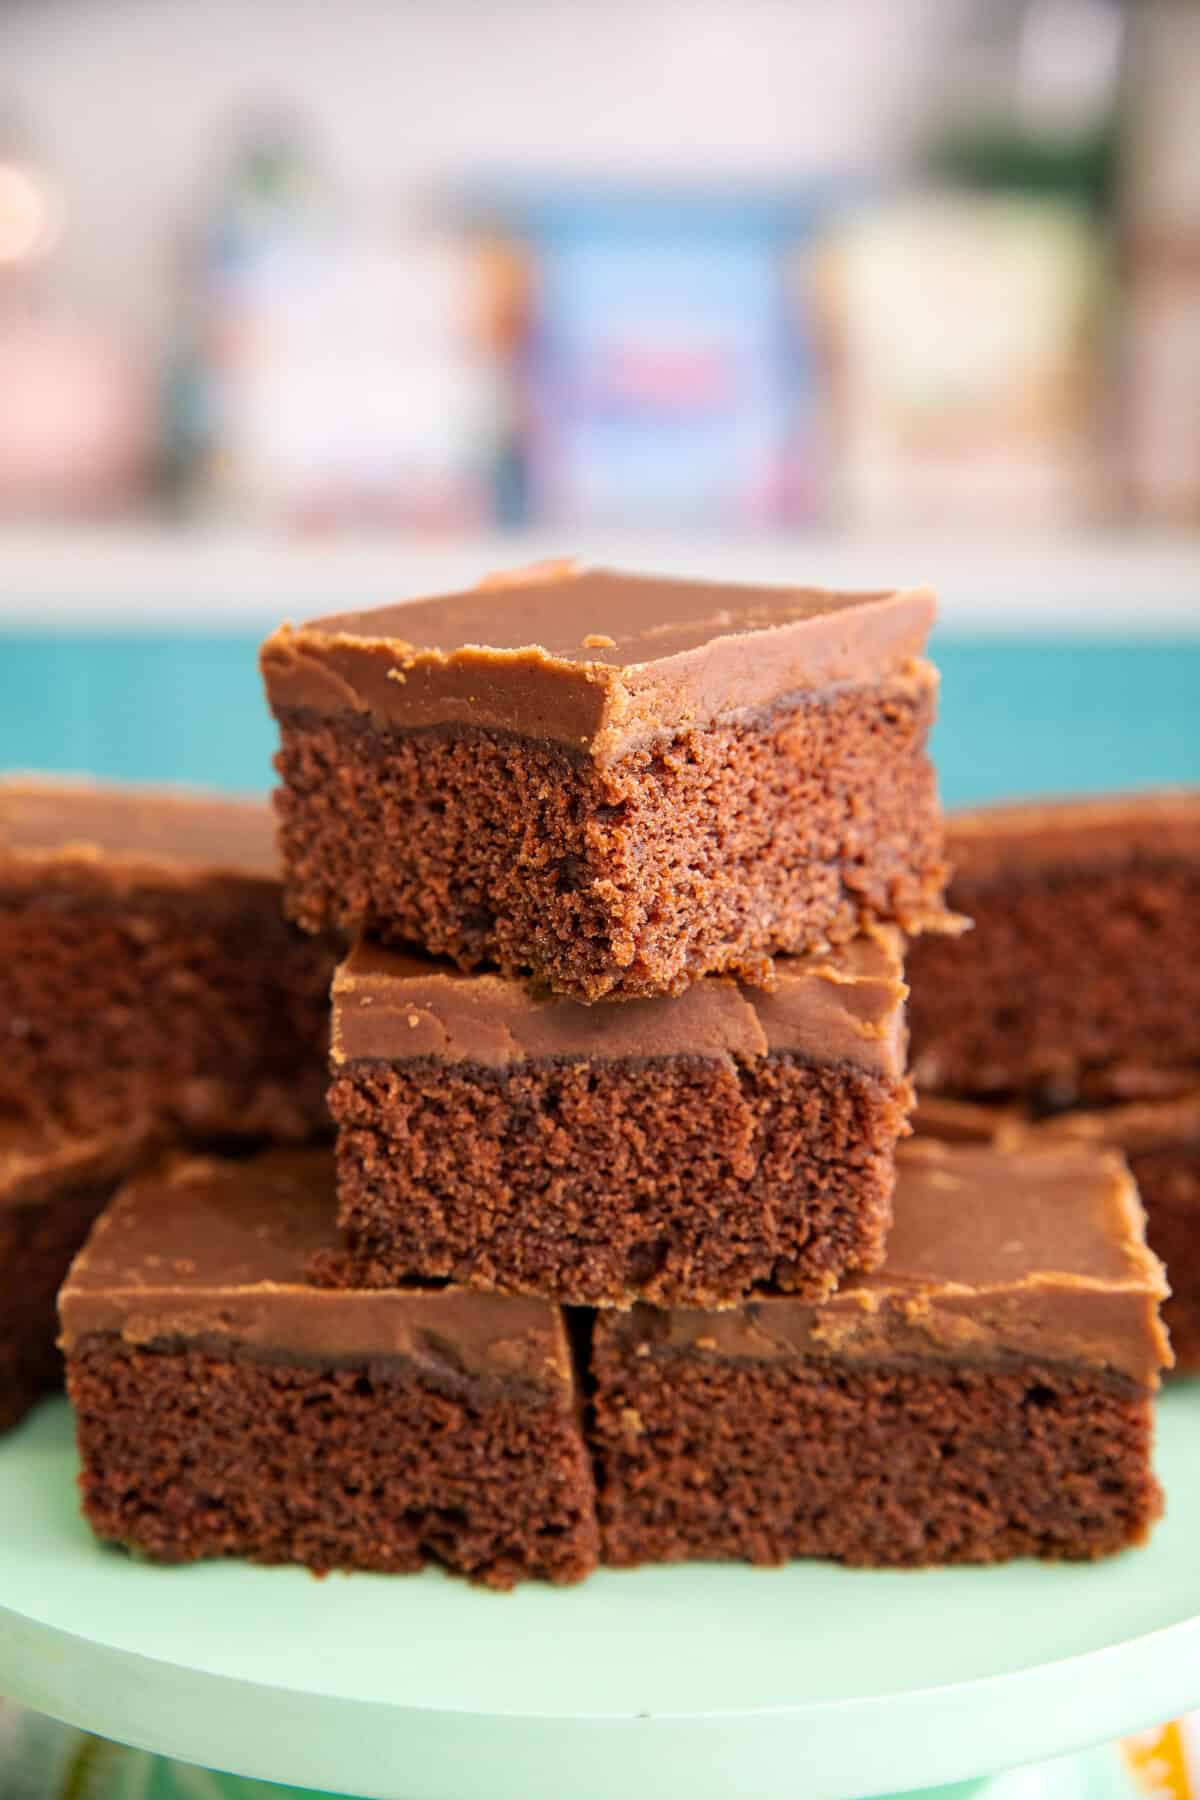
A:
[[0, 523, 1197, 633]]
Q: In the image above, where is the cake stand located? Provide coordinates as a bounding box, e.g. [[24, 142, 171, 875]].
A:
[[1, 1386, 1198, 1800]]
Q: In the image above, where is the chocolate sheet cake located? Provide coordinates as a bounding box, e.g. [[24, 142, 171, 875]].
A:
[[261, 562, 949, 1000], [321, 929, 912, 1307], [916, 1090, 1200, 1373], [907, 791, 1200, 1105], [0, 1116, 151, 1433], [0, 779, 335, 1143], [591, 1141, 1170, 1570], [60, 1150, 599, 1587]]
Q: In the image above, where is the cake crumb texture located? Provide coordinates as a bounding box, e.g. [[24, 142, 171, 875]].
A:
[[274, 678, 945, 999], [323, 1052, 909, 1306], [591, 1341, 1162, 1568], [68, 1340, 599, 1588], [908, 861, 1200, 1102], [0, 882, 333, 1141], [0, 1182, 114, 1433]]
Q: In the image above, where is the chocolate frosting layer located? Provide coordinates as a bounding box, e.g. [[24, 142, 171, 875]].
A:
[[917, 1090, 1200, 1158], [58, 1149, 573, 1394], [599, 1141, 1171, 1386], [0, 1115, 156, 1211], [0, 778, 280, 884], [331, 930, 908, 1077], [946, 790, 1200, 885], [260, 564, 937, 760], [912, 1094, 1029, 1147], [1032, 1092, 1200, 1156]]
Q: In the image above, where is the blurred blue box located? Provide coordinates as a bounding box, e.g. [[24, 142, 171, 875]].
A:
[[499, 188, 837, 528]]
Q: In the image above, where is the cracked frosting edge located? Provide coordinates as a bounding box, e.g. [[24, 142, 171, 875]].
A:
[[330, 930, 909, 1079]]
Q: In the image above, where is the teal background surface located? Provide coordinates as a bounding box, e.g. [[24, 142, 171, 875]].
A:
[[1, 633, 1198, 800]]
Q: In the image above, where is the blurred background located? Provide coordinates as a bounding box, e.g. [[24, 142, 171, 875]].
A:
[[2, 11, 1197, 1787], [4, 0, 1200, 540], [0, 0, 1197, 798]]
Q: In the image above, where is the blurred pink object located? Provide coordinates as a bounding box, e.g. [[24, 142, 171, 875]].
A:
[[0, 308, 153, 514]]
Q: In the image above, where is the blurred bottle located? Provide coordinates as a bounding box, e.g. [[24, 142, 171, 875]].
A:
[[819, 0, 1122, 532], [165, 110, 499, 531], [336, 207, 499, 532], [491, 186, 828, 531], [472, 225, 532, 527], [0, 115, 152, 517], [162, 106, 337, 516], [1121, 0, 1200, 525]]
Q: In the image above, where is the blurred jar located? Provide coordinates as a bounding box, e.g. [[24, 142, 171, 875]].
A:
[[1121, 0, 1200, 525], [819, 192, 1106, 531]]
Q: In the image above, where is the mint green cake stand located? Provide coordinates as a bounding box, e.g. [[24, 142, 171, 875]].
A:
[[1, 1388, 1198, 1800]]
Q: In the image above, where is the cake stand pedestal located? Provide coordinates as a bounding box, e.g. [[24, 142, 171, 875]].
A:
[[2, 1390, 1197, 1800]]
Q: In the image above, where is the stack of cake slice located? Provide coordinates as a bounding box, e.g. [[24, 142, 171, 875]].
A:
[[55, 565, 1174, 1586], [261, 561, 946, 1317], [315, 931, 912, 1307], [0, 780, 336, 1433], [907, 792, 1200, 1367], [58, 1136, 1168, 1582]]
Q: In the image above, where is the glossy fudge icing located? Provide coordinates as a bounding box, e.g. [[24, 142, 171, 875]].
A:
[[261, 564, 937, 760], [0, 778, 334, 1142], [0, 779, 281, 878], [261, 563, 949, 998], [591, 1140, 1169, 1569], [322, 931, 913, 1306], [331, 929, 907, 1071], [915, 1088, 1200, 1373], [61, 1150, 599, 1586]]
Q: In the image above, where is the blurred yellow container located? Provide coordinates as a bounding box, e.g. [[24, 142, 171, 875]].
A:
[[819, 192, 1107, 530]]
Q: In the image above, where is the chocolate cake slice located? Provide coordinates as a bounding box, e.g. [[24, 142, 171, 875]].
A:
[[321, 929, 912, 1307], [907, 791, 1200, 1106], [0, 778, 335, 1142], [260, 562, 949, 1000], [1041, 1094, 1200, 1373], [591, 1140, 1170, 1570], [60, 1150, 599, 1587], [0, 1115, 152, 1433], [916, 1090, 1200, 1374]]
